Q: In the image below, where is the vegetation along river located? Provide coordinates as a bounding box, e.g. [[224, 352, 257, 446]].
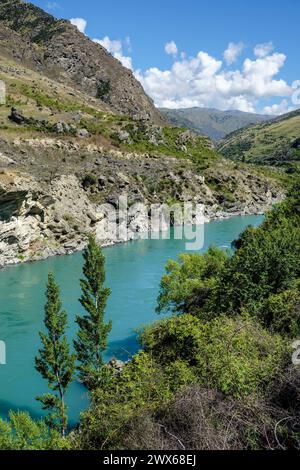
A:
[[0, 215, 263, 425]]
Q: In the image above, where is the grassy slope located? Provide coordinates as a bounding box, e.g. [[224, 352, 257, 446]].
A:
[[218, 109, 300, 170], [0, 55, 216, 165], [0, 54, 287, 204]]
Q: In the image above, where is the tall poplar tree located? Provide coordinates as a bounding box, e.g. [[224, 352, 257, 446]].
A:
[[74, 235, 112, 390], [35, 273, 75, 437]]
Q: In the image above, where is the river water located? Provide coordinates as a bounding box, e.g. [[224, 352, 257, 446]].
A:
[[0, 215, 263, 424]]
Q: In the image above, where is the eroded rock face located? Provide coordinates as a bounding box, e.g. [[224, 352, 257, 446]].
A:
[[0, 148, 283, 267], [0, 0, 163, 124], [0, 188, 28, 221]]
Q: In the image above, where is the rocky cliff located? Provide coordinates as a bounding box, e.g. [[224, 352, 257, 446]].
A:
[[0, 1, 285, 267], [0, 0, 162, 122], [0, 135, 283, 267]]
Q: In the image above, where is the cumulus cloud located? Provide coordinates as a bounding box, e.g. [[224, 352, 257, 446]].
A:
[[136, 48, 292, 113], [263, 99, 295, 115], [65, 20, 293, 115], [70, 17, 87, 34], [125, 36, 132, 53], [93, 36, 133, 70], [165, 41, 178, 56], [223, 42, 244, 65], [94, 36, 122, 54], [254, 42, 274, 58]]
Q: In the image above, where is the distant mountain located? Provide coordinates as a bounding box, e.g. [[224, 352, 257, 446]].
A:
[[160, 107, 273, 141], [218, 108, 300, 166]]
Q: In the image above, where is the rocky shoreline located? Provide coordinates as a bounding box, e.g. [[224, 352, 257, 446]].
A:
[[0, 207, 267, 270], [0, 137, 284, 268], [0, 173, 280, 269]]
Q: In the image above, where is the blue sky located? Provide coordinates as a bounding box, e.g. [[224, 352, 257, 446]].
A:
[[31, 0, 300, 114]]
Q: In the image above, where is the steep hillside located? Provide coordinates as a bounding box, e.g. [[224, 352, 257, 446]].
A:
[[218, 108, 300, 168], [160, 107, 272, 141], [0, 0, 162, 123], [0, 50, 284, 266]]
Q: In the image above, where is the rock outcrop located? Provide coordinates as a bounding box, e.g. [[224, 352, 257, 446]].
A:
[[0, 138, 284, 267], [0, 0, 163, 123]]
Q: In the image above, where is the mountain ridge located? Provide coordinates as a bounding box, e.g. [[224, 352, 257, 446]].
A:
[[0, 0, 163, 123], [160, 107, 273, 141]]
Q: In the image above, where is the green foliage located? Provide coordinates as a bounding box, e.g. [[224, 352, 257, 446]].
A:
[[256, 282, 300, 337], [156, 246, 228, 316], [155, 183, 300, 337], [0, 412, 71, 450], [82, 173, 97, 189], [215, 220, 300, 315], [212, 184, 300, 334], [35, 273, 75, 437], [141, 314, 288, 398], [77, 352, 173, 449], [96, 80, 111, 101], [74, 235, 112, 390]]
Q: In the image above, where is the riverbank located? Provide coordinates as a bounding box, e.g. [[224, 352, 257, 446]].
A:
[[0, 214, 264, 422], [0, 199, 273, 269], [0, 137, 283, 268]]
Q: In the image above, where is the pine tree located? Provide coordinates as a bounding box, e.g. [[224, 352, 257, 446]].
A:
[[35, 273, 75, 437], [74, 235, 112, 390]]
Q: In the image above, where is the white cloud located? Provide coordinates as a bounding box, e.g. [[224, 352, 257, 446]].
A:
[[223, 42, 244, 65], [94, 36, 123, 54], [93, 36, 133, 70], [114, 53, 133, 70], [254, 42, 274, 58], [165, 41, 178, 56], [64, 23, 294, 115], [46, 2, 61, 10], [70, 17, 87, 34], [136, 48, 293, 114], [263, 99, 295, 115]]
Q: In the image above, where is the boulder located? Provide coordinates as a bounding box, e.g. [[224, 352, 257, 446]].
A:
[[9, 107, 26, 124], [52, 121, 71, 133], [77, 128, 90, 138], [117, 130, 131, 143]]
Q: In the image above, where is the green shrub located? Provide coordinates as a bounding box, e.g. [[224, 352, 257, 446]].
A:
[[141, 314, 288, 398], [82, 174, 97, 189], [156, 246, 228, 316], [96, 80, 111, 101], [256, 282, 300, 337], [77, 352, 173, 449], [213, 185, 300, 323], [0, 412, 71, 450]]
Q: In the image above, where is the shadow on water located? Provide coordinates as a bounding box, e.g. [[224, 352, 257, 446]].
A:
[[105, 334, 141, 361], [0, 383, 89, 428], [0, 399, 44, 422]]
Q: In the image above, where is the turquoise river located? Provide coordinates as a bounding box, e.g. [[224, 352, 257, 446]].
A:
[[0, 215, 263, 425]]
